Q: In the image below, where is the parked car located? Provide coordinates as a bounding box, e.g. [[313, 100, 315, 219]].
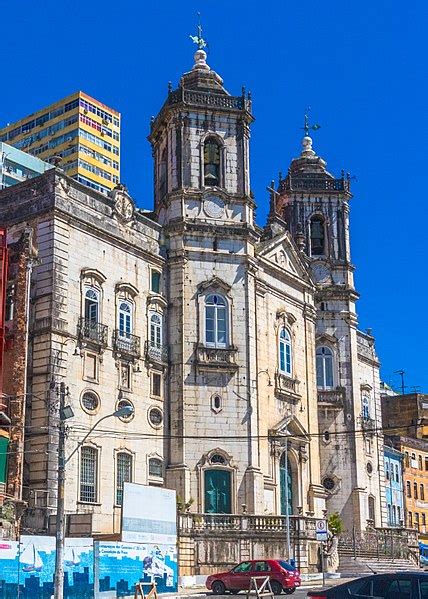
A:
[[206, 559, 301, 595], [306, 571, 428, 598]]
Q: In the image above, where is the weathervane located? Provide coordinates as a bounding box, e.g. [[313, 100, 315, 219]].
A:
[[189, 12, 207, 49], [302, 107, 321, 136]]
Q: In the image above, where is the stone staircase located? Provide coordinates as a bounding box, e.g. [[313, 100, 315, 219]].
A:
[[339, 555, 422, 577]]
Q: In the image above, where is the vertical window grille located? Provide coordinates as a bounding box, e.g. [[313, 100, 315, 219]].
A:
[[278, 328, 292, 376], [116, 452, 132, 505], [80, 447, 98, 503]]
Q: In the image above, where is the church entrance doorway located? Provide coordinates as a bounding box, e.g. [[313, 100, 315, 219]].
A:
[[204, 469, 232, 514]]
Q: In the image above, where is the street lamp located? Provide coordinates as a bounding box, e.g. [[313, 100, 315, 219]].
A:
[[53, 401, 134, 599], [282, 426, 292, 561]]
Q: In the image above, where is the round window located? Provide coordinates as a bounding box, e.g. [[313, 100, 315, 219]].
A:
[[210, 454, 226, 465], [81, 391, 100, 414], [149, 407, 163, 427], [323, 477, 335, 491], [117, 398, 134, 422], [367, 462, 373, 475]]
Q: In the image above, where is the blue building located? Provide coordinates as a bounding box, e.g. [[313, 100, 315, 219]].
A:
[[384, 445, 405, 527], [0, 142, 52, 189]]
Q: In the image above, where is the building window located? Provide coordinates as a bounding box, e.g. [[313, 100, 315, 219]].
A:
[[81, 391, 100, 414], [151, 372, 162, 398], [368, 496, 375, 523], [405, 452, 409, 467], [385, 461, 390, 480], [204, 137, 221, 187], [414, 482, 418, 499], [406, 480, 411, 497], [392, 505, 397, 525], [419, 455, 423, 470], [118, 301, 132, 338], [421, 484, 425, 501], [148, 407, 163, 428], [120, 361, 131, 390], [148, 457, 163, 478], [316, 346, 334, 389], [205, 294, 228, 348], [397, 506, 401, 524], [423, 513, 426, 527], [395, 464, 400, 482], [159, 148, 167, 199], [151, 270, 161, 294], [211, 393, 223, 414], [361, 394, 370, 420], [117, 398, 134, 422], [5, 284, 15, 321], [310, 216, 325, 256], [278, 328, 292, 376], [83, 352, 98, 382], [408, 512, 413, 527], [116, 452, 132, 505], [85, 287, 99, 323], [150, 312, 162, 348], [415, 512, 420, 530], [80, 446, 98, 503]]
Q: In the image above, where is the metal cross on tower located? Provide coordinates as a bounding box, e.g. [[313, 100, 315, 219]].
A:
[[189, 12, 207, 49], [302, 108, 321, 136]]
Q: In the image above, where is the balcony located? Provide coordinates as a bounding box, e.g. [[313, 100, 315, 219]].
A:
[[113, 330, 141, 358], [360, 414, 376, 437], [145, 340, 168, 366], [195, 344, 238, 373], [279, 175, 350, 194], [318, 387, 346, 408], [274, 371, 300, 402], [77, 317, 108, 347]]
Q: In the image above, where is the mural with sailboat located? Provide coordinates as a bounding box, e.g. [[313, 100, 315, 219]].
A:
[[20, 541, 44, 572]]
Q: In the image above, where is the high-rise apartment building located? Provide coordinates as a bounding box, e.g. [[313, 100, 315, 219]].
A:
[[0, 142, 52, 190], [0, 91, 120, 195]]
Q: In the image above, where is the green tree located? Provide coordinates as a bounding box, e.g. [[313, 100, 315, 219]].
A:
[[328, 512, 344, 536]]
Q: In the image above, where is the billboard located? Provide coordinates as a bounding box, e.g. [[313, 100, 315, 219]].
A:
[[121, 483, 177, 545]]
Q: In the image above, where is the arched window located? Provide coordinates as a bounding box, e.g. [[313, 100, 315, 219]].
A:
[[204, 469, 232, 514], [310, 216, 325, 256], [368, 496, 375, 524], [150, 313, 162, 348], [85, 288, 99, 323], [278, 328, 292, 376], [159, 147, 167, 199], [421, 484, 425, 501], [316, 346, 334, 389], [118, 301, 132, 338], [205, 294, 228, 347], [116, 452, 133, 505], [361, 394, 370, 420], [414, 482, 418, 499], [80, 446, 98, 503], [280, 452, 293, 515], [204, 137, 221, 187]]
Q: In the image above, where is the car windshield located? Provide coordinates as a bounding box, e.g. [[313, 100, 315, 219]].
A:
[[278, 560, 295, 571]]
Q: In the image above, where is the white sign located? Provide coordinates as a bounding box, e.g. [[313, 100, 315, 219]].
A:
[[316, 519, 328, 541], [122, 483, 177, 544]]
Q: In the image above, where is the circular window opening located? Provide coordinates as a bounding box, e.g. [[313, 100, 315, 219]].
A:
[[81, 391, 100, 414], [117, 398, 134, 422], [148, 407, 163, 428], [366, 462, 373, 475], [210, 454, 226, 465], [323, 477, 335, 491]]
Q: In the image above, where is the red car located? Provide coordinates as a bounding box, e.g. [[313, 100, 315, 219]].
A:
[[206, 559, 301, 595]]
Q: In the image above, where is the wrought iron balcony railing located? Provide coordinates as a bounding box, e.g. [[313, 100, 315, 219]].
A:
[[279, 176, 350, 194], [78, 317, 108, 346], [145, 340, 168, 365], [113, 330, 141, 358], [195, 344, 238, 372]]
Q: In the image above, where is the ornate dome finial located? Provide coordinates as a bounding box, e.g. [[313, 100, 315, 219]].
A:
[[189, 12, 210, 71], [300, 108, 320, 156]]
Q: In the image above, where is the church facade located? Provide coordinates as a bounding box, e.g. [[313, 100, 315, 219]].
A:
[[0, 47, 385, 547]]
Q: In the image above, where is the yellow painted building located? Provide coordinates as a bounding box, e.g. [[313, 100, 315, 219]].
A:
[[0, 91, 120, 194]]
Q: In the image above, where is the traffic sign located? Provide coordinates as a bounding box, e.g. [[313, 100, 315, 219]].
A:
[[315, 519, 328, 541]]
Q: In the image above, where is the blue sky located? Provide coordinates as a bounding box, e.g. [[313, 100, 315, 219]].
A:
[[1, 1, 426, 392]]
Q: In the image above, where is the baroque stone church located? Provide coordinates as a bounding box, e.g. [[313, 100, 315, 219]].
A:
[[0, 45, 386, 549]]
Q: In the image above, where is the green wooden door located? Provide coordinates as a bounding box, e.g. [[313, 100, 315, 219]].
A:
[[204, 469, 232, 514], [280, 453, 292, 515], [0, 434, 8, 486]]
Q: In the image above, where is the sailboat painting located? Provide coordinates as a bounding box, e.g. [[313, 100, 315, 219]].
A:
[[64, 547, 81, 568], [21, 542, 43, 573]]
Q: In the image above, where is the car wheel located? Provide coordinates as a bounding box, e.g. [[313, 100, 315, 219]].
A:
[[212, 580, 226, 595], [283, 589, 296, 595], [270, 581, 283, 595]]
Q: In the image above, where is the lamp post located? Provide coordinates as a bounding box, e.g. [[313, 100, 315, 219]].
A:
[[283, 426, 291, 561], [53, 402, 133, 599]]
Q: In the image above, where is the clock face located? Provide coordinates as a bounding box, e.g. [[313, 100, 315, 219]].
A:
[[204, 195, 225, 219], [312, 263, 330, 284], [115, 193, 134, 221]]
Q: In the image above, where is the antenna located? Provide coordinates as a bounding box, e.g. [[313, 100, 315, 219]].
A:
[[394, 370, 406, 395]]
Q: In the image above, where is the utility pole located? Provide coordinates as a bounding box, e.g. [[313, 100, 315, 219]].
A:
[[53, 381, 66, 599]]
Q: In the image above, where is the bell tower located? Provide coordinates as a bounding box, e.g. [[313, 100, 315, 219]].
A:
[[149, 41, 264, 513], [275, 129, 386, 531]]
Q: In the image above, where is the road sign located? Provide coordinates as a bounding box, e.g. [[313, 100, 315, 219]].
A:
[[316, 519, 328, 541]]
